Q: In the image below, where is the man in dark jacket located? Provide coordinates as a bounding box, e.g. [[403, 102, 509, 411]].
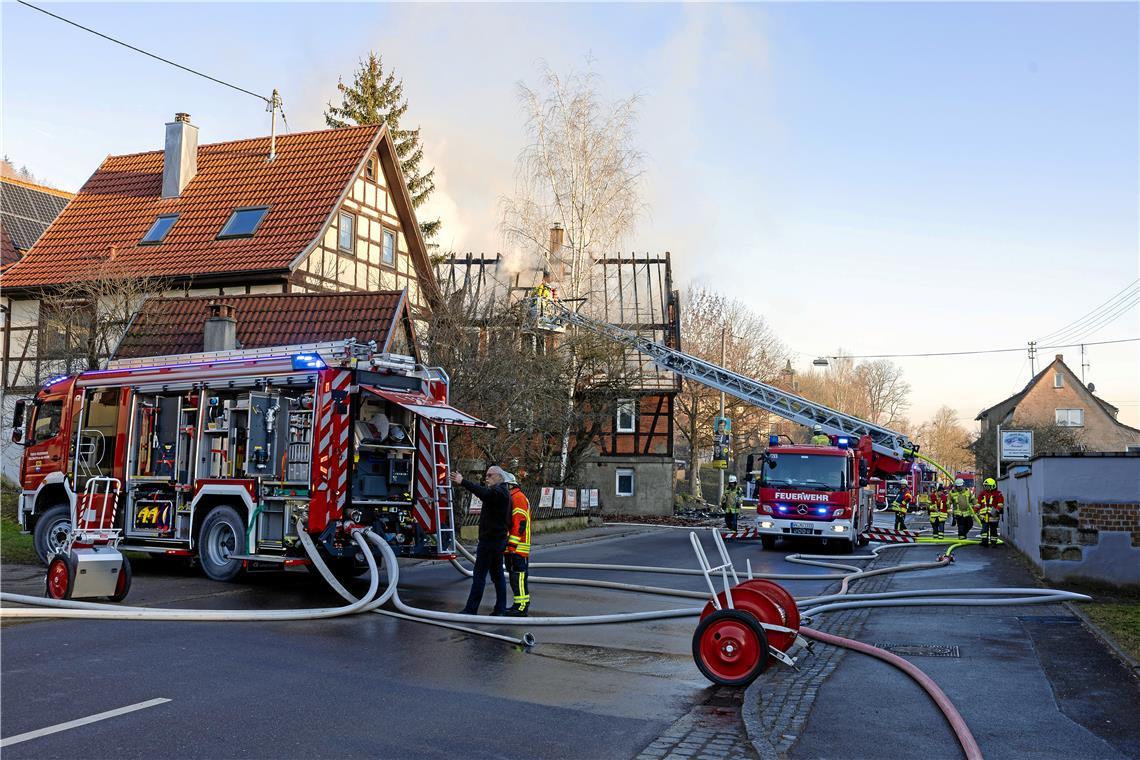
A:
[[451, 466, 512, 615]]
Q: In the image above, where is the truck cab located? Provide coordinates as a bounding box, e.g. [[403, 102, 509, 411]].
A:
[[752, 435, 873, 552]]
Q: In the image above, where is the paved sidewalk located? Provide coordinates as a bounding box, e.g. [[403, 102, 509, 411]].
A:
[[741, 518, 1140, 759]]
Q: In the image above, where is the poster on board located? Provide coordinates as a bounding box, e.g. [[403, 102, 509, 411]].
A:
[[553, 489, 564, 509], [565, 489, 577, 510], [540, 488, 554, 509], [468, 495, 482, 515]]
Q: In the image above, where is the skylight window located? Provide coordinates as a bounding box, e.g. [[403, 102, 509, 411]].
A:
[[140, 214, 179, 245], [217, 207, 269, 239]]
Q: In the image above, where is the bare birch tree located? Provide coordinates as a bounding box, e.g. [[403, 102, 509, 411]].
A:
[[674, 287, 786, 499], [499, 63, 646, 478]]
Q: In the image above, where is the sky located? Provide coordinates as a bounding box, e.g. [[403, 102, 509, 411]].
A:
[[3, 2, 1138, 431]]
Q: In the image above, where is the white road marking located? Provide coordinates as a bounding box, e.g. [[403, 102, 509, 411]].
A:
[[0, 697, 171, 747]]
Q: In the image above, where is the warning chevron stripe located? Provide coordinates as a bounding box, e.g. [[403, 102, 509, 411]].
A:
[[720, 528, 763, 540], [869, 526, 919, 537], [867, 530, 917, 544]]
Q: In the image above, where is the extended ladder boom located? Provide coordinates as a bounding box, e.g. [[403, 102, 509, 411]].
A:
[[547, 301, 916, 463]]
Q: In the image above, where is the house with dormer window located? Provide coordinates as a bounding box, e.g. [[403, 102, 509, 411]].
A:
[[1, 114, 441, 479]]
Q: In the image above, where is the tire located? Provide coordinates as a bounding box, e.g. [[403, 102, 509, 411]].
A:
[[198, 506, 246, 582], [692, 609, 769, 687], [839, 538, 855, 554], [45, 554, 74, 599], [108, 555, 132, 602], [33, 504, 72, 565], [760, 535, 776, 551]]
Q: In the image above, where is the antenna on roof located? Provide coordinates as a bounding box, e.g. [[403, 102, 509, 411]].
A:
[[267, 88, 282, 161]]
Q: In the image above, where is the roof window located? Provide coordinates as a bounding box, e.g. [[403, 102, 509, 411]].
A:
[[217, 206, 269, 239], [140, 214, 179, 245]]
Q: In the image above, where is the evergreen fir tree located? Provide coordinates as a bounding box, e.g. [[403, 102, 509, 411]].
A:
[[325, 53, 440, 241]]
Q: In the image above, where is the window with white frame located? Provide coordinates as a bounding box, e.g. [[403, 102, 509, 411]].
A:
[[338, 212, 355, 252], [1054, 372, 1063, 388], [616, 398, 637, 433], [1055, 408, 1084, 427], [382, 229, 395, 265], [616, 468, 635, 497]]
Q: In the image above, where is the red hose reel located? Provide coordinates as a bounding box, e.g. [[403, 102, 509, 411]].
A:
[[692, 579, 801, 686]]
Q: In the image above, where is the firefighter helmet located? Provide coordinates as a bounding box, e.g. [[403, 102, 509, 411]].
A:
[[983, 477, 996, 489], [812, 424, 823, 433], [954, 478, 965, 487], [728, 474, 738, 484]]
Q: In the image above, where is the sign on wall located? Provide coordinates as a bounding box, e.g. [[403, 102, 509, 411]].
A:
[[553, 489, 564, 509], [1000, 430, 1034, 461], [565, 489, 578, 510], [539, 488, 554, 509]]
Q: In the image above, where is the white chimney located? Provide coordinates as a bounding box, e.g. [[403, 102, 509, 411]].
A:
[[162, 113, 198, 198]]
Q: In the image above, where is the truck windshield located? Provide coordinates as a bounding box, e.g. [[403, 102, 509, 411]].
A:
[[762, 454, 846, 491]]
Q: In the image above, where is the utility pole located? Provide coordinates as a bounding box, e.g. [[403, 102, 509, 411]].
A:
[[717, 323, 727, 507], [1080, 344, 1089, 384], [1028, 341, 1037, 376]]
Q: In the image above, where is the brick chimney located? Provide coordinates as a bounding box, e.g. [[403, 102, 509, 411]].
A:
[[548, 223, 566, 280], [163, 113, 198, 199], [204, 302, 236, 352]]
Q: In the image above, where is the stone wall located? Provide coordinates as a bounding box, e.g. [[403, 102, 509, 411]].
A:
[[1001, 454, 1140, 587]]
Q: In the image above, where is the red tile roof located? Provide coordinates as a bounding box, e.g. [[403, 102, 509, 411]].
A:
[[2, 124, 384, 288], [114, 291, 409, 359]]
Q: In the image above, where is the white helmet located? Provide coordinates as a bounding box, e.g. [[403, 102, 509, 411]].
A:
[[954, 478, 964, 487], [728, 475, 738, 484], [813, 424, 822, 433]]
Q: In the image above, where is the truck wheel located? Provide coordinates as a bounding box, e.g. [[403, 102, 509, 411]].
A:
[[198, 506, 246, 582], [692, 609, 769, 686], [33, 504, 72, 565], [45, 554, 75, 599], [108, 556, 133, 602], [839, 538, 855, 554], [761, 535, 776, 551]]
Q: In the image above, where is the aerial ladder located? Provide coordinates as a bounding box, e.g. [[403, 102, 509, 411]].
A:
[[539, 299, 918, 477]]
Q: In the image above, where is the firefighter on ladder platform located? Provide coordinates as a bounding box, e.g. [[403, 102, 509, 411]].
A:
[[977, 477, 1005, 547], [891, 486, 913, 531], [928, 483, 949, 538], [504, 473, 532, 616], [949, 478, 976, 540]]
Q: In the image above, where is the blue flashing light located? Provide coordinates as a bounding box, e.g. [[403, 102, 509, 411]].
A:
[[816, 506, 829, 515], [43, 374, 70, 388], [769, 434, 780, 447], [292, 352, 326, 371], [836, 437, 850, 449], [777, 504, 789, 513]]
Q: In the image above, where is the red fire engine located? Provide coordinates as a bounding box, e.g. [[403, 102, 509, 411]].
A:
[[11, 339, 490, 584], [751, 434, 894, 552]]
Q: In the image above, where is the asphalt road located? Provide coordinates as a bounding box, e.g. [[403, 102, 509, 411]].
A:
[[1, 525, 837, 759]]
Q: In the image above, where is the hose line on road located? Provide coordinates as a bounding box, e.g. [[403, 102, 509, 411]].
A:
[[800, 626, 983, 760], [0, 524, 390, 621]]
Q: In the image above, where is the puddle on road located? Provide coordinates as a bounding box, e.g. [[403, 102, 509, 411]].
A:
[[531, 641, 693, 678]]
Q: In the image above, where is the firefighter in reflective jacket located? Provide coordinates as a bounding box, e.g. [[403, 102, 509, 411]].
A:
[[891, 488, 913, 531], [504, 474, 532, 616], [722, 475, 741, 530], [928, 484, 949, 538], [977, 477, 1004, 547], [948, 479, 976, 540], [809, 424, 830, 446]]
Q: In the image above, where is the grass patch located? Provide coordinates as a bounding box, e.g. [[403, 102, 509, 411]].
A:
[[1, 477, 38, 564], [1082, 603, 1140, 664]]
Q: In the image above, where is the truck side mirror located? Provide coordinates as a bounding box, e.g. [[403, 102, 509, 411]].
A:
[[10, 399, 27, 445]]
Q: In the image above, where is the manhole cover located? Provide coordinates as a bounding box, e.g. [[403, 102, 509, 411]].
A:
[[873, 643, 960, 658]]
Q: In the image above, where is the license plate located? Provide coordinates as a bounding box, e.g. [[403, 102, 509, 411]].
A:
[[790, 522, 814, 535]]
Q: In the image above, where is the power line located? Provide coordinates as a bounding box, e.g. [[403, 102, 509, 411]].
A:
[[1046, 294, 1139, 347], [1035, 279, 1139, 343], [16, 0, 271, 104], [818, 337, 1139, 361]]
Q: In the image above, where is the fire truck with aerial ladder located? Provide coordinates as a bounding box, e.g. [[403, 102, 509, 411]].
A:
[[11, 339, 490, 598]]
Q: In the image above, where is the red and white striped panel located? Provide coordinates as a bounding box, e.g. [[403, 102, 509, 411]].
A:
[[414, 417, 436, 532], [721, 528, 762, 540], [868, 530, 917, 544], [312, 369, 353, 524], [870, 526, 919, 537]]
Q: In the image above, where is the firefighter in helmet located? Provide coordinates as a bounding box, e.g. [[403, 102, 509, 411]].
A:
[[928, 483, 949, 538], [948, 478, 976, 540], [722, 474, 742, 531], [809, 424, 830, 446], [977, 477, 1004, 547], [503, 472, 532, 615], [891, 485, 913, 531]]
